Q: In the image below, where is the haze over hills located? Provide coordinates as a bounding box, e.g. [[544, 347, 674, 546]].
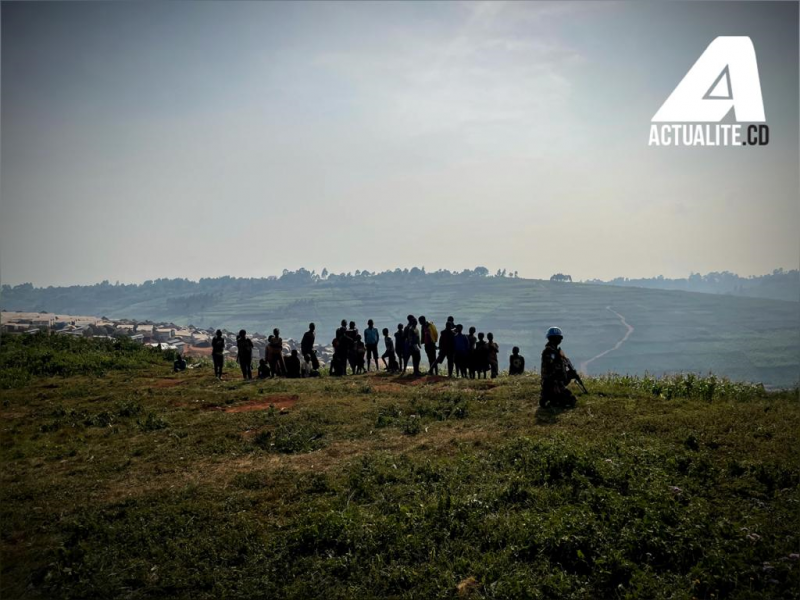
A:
[[2, 269, 798, 388], [586, 269, 799, 303]]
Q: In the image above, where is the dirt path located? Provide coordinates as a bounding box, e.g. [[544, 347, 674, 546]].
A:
[[579, 307, 634, 374]]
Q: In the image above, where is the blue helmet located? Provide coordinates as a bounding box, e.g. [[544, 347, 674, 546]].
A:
[[546, 326, 563, 339]]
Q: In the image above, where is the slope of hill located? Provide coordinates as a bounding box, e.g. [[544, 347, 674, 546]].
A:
[[2, 273, 799, 387], [586, 269, 800, 303], [1, 336, 798, 599]]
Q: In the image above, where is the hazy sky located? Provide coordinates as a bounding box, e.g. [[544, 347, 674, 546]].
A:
[[2, 1, 798, 286]]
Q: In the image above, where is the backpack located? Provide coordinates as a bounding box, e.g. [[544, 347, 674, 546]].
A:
[[428, 322, 439, 343]]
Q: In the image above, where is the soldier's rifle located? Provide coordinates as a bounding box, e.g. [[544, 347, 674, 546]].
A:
[[564, 357, 589, 394]]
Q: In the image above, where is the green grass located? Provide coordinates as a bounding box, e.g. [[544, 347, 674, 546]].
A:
[[1, 335, 799, 598], [4, 275, 799, 387], [0, 333, 177, 390]]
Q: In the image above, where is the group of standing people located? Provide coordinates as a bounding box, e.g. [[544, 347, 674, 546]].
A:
[[210, 327, 320, 381], [207, 319, 581, 409], [329, 315, 513, 380]]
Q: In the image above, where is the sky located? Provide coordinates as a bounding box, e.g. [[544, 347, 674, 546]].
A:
[[1, 1, 798, 287]]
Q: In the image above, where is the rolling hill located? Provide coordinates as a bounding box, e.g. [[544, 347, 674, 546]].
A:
[[2, 273, 798, 387]]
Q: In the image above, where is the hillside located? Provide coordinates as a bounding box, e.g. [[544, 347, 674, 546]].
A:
[[2, 273, 799, 387], [1, 335, 798, 599], [586, 269, 800, 303]]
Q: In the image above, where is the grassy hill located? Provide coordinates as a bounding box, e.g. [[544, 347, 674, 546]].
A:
[[1, 335, 799, 599], [3, 274, 799, 387]]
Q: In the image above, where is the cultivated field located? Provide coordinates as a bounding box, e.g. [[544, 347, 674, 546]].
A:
[[1, 335, 799, 599], [3, 277, 799, 387]]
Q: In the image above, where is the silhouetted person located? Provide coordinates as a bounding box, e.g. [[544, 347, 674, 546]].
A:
[[540, 327, 577, 408], [236, 329, 254, 380], [486, 332, 499, 379], [404, 315, 422, 376], [346, 321, 359, 374], [330, 337, 344, 376], [301, 322, 319, 370], [257, 358, 271, 379], [395, 323, 407, 372], [453, 324, 470, 378], [467, 326, 477, 379], [354, 334, 366, 374], [173, 354, 187, 372], [336, 319, 348, 342], [211, 329, 225, 379], [302, 354, 320, 377], [364, 319, 380, 371], [419, 316, 438, 375], [285, 349, 301, 378], [474, 332, 489, 379], [436, 321, 455, 377], [268, 328, 286, 376], [381, 327, 399, 372], [509, 347, 525, 375], [334, 320, 348, 376]]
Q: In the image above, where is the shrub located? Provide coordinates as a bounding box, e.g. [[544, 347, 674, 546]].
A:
[[0, 332, 172, 385], [137, 412, 169, 432], [253, 422, 325, 454]]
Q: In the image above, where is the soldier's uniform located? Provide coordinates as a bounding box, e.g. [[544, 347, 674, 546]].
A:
[[540, 344, 576, 408]]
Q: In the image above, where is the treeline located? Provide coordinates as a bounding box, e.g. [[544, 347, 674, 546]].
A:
[[1, 266, 518, 298], [585, 269, 799, 302], [0, 267, 521, 317]]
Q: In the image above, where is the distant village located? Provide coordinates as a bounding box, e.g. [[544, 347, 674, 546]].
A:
[[0, 311, 334, 365]]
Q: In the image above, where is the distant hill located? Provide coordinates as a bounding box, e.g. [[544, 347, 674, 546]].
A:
[[584, 269, 799, 302], [2, 269, 799, 387]]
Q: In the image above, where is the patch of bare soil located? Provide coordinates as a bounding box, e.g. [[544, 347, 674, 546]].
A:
[[389, 375, 450, 386]]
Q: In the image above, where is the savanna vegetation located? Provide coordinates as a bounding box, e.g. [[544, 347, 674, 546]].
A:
[[1, 334, 799, 599]]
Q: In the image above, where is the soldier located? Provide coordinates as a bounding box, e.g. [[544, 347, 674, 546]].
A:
[[540, 327, 577, 408]]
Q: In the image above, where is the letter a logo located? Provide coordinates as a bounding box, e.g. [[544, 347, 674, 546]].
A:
[[652, 37, 765, 122]]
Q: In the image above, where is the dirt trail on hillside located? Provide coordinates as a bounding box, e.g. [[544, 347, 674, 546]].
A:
[[579, 307, 634, 374]]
